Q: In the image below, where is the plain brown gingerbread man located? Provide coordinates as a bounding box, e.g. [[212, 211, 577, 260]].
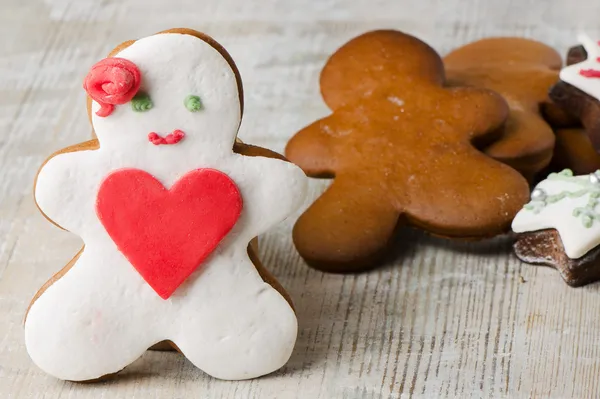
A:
[[444, 37, 562, 182], [285, 30, 530, 272]]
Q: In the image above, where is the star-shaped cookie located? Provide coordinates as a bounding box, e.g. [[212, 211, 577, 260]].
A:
[[513, 169, 600, 286]]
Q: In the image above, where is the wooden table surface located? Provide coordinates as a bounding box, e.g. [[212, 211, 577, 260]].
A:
[[2, 0, 600, 397]]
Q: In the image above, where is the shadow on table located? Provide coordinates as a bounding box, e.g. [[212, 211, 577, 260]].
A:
[[388, 226, 515, 258], [267, 224, 516, 376]]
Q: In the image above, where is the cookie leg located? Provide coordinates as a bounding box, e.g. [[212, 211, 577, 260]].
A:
[[24, 250, 160, 381], [172, 253, 297, 380], [293, 177, 401, 272]]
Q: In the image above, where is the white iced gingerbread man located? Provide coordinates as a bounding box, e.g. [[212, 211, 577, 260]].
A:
[[25, 29, 307, 381]]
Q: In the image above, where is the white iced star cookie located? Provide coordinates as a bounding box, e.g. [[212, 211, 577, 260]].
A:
[[26, 29, 307, 381], [512, 169, 600, 259]]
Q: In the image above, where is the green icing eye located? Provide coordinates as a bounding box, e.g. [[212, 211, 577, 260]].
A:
[[184, 95, 203, 112], [131, 92, 153, 112]]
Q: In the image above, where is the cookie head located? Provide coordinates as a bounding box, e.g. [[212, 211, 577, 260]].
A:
[[319, 30, 444, 110], [87, 33, 242, 151], [444, 37, 562, 69]]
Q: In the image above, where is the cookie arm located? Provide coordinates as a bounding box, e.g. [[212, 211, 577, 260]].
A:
[[233, 142, 287, 161], [402, 145, 530, 237], [35, 141, 98, 230], [285, 117, 337, 178], [227, 154, 308, 240], [445, 88, 509, 141]]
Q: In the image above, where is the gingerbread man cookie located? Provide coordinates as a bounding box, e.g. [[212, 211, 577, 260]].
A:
[[26, 29, 307, 381], [444, 37, 561, 181], [285, 30, 530, 272]]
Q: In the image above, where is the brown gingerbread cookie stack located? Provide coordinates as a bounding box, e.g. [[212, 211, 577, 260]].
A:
[[285, 30, 530, 273], [444, 37, 561, 181]]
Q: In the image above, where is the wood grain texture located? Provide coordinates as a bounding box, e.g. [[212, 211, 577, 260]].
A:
[[1, 0, 600, 397]]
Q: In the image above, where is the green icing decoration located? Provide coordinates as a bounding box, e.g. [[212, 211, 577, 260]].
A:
[[131, 93, 153, 112], [556, 168, 574, 177], [184, 95, 203, 112], [524, 168, 600, 228]]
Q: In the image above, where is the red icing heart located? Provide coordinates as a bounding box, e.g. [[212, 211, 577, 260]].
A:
[[96, 168, 243, 299]]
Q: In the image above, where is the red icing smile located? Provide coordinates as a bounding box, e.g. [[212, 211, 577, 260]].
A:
[[148, 130, 185, 145]]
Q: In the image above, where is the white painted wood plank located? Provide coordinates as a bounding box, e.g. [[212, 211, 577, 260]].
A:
[[2, 0, 600, 397]]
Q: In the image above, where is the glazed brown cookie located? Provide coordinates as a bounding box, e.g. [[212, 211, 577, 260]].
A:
[[552, 128, 600, 174], [285, 30, 530, 273], [545, 44, 588, 129], [567, 45, 587, 66], [539, 46, 582, 128], [551, 83, 600, 150], [549, 35, 600, 152], [541, 101, 579, 128], [444, 37, 561, 181]]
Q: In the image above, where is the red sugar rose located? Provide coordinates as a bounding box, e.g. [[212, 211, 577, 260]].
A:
[[83, 58, 142, 117]]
